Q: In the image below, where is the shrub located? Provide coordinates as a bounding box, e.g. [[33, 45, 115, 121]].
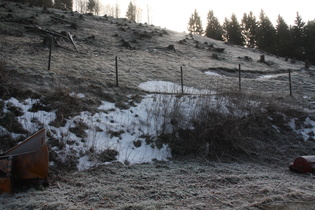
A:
[[155, 91, 301, 161]]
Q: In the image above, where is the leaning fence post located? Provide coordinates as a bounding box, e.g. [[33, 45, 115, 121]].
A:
[[238, 64, 241, 92], [115, 56, 119, 87], [180, 66, 184, 94], [48, 36, 53, 70], [289, 69, 292, 96]]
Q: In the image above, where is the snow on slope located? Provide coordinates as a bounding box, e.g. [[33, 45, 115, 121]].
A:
[[2, 78, 315, 171]]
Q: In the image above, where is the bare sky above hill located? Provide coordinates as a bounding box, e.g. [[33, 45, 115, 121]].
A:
[[102, 0, 314, 32]]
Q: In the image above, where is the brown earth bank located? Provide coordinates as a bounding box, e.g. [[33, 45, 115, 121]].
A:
[[1, 158, 315, 210]]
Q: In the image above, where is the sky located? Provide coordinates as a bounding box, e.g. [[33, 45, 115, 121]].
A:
[[101, 0, 315, 32]]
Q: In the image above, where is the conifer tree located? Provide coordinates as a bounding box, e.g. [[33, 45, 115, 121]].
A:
[[241, 11, 257, 48], [222, 17, 230, 42], [275, 15, 293, 57], [205, 10, 223, 40], [291, 12, 306, 59], [187, 9, 203, 35], [304, 20, 315, 64], [256, 10, 276, 53], [87, 0, 95, 13], [126, 1, 136, 21], [223, 14, 243, 45]]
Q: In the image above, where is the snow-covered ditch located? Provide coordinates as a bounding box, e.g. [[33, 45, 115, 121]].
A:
[[204, 71, 225, 77], [1, 80, 315, 170], [204, 70, 286, 80]]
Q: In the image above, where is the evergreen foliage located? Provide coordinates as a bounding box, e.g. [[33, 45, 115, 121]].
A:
[[304, 20, 315, 63], [187, 9, 203, 35], [275, 15, 293, 57], [222, 14, 243, 45], [205, 10, 223, 40], [256, 10, 276, 53], [126, 1, 136, 21], [87, 0, 95, 13], [291, 12, 306, 60], [241, 11, 257, 48]]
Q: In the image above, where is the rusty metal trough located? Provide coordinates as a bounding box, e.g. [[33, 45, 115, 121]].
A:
[[0, 129, 48, 194], [289, 156, 315, 174]]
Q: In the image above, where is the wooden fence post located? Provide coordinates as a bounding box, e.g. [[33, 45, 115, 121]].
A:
[[48, 36, 53, 70], [239, 64, 241, 92], [181, 66, 184, 94], [115, 56, 119, 87], [289, 69, 292, 96]]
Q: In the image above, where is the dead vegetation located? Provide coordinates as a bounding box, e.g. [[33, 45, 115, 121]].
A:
[[151, 91, 313, 164]]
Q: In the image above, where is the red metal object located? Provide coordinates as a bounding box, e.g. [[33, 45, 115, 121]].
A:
[[289, 156, 315, 173], [0, 129, 48, 194]]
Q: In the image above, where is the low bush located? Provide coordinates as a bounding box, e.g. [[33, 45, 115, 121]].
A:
[[155, 92, 303, 161]]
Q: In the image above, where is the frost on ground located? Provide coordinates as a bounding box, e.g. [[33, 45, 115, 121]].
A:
[[1, 159, 315, 210]]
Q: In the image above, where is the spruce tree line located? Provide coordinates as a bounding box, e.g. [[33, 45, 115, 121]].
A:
[[188, 10, 315, 64]]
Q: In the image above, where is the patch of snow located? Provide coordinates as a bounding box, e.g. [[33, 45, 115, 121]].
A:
[[4, 98, 56, 133], [139, 80, 214, 95], [204, 71, 225, 77], [98, 101, 116, 111], [70, 92, 85, 98], [289, 117, 315, 141], [2, 95, 174, 170], [4, 80, 312, 171], [257, 74, 284, 80], [77, 155, 97, 171]]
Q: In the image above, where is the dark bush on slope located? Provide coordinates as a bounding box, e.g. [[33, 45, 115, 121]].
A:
[[157, 93, 311, 163]]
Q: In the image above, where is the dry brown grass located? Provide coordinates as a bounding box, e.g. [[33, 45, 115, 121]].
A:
[[154, 91, 311, 163]]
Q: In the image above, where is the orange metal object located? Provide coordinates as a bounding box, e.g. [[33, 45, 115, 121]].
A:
[[289, 156, 315, 174], [0, 129, 48, 194], [0, 157, 12, 194]]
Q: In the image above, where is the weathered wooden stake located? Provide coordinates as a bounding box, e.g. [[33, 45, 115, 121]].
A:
[[239, 64, 241, 92], [181, 66, 184, 94], [115, 56, 119, 87], [289, 69, 292, 96], [48, 36, 53, 70], [260, 55, 265, 62]]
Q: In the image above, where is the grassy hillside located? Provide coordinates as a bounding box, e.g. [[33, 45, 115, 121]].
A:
[[1, 1, 315, 168]]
